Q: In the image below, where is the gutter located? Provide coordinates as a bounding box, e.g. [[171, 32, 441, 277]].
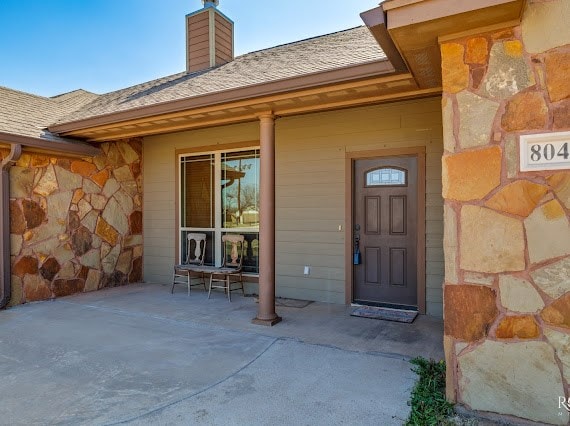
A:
[[360, 7, 408, 73], [0, 144, 22, 309], [0, 132, 101, 157]]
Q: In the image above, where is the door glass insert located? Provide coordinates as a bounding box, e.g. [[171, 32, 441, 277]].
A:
[[366, 167, 406, 187]]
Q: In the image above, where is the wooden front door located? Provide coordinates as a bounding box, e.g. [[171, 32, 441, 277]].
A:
[[353, 156, 418, 308]]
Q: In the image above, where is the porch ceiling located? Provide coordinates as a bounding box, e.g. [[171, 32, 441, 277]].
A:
[[53, 72, 438, 142], [381, 0, 526, 89]]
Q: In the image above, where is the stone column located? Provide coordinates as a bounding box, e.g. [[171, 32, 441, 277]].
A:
[[440, 3, 570, 424], [252, 114, 281, 326]]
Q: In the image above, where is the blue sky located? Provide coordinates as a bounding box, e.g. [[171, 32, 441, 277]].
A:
[[0, 0, 381, 97]]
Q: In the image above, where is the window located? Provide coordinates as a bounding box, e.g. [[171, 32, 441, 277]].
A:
[[180, 148, 260, 273], [366, 167, 407, 187]]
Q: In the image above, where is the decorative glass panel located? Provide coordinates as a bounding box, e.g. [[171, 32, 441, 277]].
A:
[[366, 167, 406, 187]]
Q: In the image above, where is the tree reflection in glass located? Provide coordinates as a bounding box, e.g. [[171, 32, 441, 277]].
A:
[[221, 150, 260, 229]]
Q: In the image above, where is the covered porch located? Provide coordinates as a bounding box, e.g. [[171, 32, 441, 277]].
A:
[[103, 282, 444, 359], [0, 282, 443, 424]]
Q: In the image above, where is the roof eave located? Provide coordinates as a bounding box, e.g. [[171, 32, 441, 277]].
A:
[[368, 0, 526, 90], [48, 59, 395, 135], [360, 7, 408, 73], [0, 132, 101, 157]]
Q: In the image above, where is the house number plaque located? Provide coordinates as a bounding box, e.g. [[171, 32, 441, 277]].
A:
[[520, 131, 570, 172]]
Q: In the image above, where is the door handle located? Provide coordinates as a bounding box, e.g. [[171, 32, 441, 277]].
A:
[[353, 224, 361, 265]]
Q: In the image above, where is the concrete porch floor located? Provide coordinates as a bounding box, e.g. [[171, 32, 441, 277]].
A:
[[0, 283, 443, 425]]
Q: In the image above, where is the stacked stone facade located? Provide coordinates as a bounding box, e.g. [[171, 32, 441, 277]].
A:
[[4, 139, 143, 306], [441, 1, 570, 424]]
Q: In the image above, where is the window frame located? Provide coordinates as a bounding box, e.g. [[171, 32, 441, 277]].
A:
[[178, 145, 260, 273]]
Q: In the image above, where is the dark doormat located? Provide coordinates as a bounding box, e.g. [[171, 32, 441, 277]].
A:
[[351, 306, 418, 323]]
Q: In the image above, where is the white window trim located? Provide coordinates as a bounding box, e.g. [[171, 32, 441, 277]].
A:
[[178, 146, 260, 268]]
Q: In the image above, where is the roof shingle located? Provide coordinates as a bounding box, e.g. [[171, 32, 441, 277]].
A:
[[54, 26, 385, 126], [1, 26, 385, 138], [0, 87, 98, 142]]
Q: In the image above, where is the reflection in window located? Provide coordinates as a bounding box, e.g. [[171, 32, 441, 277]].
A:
[[223, 232, 259, 274], [180, 149, 260, 273], [366, 167, 406, 186], [221, 150, 260, 229]]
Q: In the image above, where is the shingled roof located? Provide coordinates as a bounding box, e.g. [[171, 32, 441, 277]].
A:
[[0, 87, 98, 142], [53, 26, 386, 126]]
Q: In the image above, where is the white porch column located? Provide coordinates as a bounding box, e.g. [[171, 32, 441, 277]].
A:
[[252, 114, 281, 326]]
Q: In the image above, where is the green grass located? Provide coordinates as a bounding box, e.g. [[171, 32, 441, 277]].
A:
[[406, 357, 454, 426]]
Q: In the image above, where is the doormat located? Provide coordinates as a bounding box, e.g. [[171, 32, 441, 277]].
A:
[[351, 306, 418, 323], [254, 297, 313, 308]]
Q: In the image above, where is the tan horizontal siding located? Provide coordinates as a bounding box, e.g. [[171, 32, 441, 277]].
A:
[[187, 11, 214, 72], [216, 38, 232, 54], [427, 261, 444, 276], [143, 190, 174, 203], [276, 230, 345, 244], [275, 276, 345, 292], [276, 184, 342, 197], [276, 266, 345, 282], [215, 52, 232, 64], [277, 219, 344, 233], [277, 207, 343, 221], [214, 13, 232, 32], [215, 41, 232, 56], [189, 58, 211, 72], [276, 254, 346, 269], [189, 41, 210, 54], [215, 56, 231, 66], [275, 97, 443, 315], [427, 206, 444, 221], [427, 220, 443, 235], [277, 241, 345, 256], [277, 287, 344, 304], [189, 48, 211, 59], [278, 159, 345, 173], [188, 13, 210, 29], [215, 32, 232, 49], [143, 98, 444, 316], [427, 287, 442, 302], [216, 23, 232, 37], [279, 196, 344, 210], [427, 302, 443, 317], [144, 236, 175, 249], [189, 32, 210, 45]]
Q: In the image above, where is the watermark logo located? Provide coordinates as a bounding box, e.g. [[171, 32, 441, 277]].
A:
[[560, 397, 570, 416]]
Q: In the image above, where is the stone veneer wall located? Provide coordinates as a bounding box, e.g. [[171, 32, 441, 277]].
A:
[[441, 1, 570, 424], [4, 139, 143, 306]]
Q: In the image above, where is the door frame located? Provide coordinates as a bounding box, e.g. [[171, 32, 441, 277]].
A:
[[345, 147, 426, 314]]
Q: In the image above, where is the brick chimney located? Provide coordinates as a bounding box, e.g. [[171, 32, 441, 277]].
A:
[[186, 0, 234, 73]]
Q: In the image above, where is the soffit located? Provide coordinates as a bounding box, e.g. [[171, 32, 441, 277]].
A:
[[383, 0, 526, 89], [57, 72, 438, 142]]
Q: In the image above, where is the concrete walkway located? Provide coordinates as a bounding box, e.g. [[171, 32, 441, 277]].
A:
[[0, 283, 443, 425]]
